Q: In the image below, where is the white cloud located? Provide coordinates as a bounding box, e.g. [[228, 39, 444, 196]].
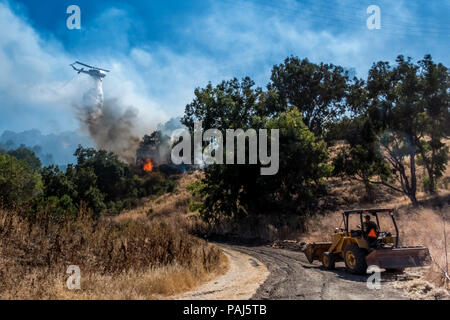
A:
[[0, 2, 73, 107], [130, 48, 153, 67]]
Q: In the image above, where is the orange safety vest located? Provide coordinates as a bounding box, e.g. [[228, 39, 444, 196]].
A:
[[368, 228, 377, 238]]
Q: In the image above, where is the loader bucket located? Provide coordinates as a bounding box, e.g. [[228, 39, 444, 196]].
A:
[[302, 242, 332, 264], [366, 246, 431, 269]]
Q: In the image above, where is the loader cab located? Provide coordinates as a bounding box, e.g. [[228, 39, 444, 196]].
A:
[[343, 208, 399, 248]]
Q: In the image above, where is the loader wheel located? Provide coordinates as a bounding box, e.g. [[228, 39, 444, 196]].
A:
[[343, 244, 367, 275], [322, 252, 335, 270]]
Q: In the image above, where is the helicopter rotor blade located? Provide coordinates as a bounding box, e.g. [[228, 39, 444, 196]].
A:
[[75, 61, 94, 69], [74, 61, 110, 73]]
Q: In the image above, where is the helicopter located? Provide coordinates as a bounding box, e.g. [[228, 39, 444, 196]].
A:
[[70, 61, 110, 80]]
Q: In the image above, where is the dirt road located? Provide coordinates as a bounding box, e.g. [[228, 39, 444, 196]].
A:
[[173, 248, 269, 300], [232, 245, 408, 300], [176, 244, 411, 300]]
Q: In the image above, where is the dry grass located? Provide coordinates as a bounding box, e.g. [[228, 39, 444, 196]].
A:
[[0, 202, 228, 299], [116, 173, 200, 223], [0, 261, 228, 300]]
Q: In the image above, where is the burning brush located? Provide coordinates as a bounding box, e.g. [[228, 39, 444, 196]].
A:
[[143, 158, 154, 172]]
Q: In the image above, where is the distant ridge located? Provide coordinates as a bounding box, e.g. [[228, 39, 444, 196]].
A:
[[0, 129, 94, 166]]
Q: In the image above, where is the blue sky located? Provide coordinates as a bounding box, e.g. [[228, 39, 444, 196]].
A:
[[1, 0, 449, 136]]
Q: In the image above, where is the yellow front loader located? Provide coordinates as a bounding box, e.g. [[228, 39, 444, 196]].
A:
[[303, 208, 431, 274]]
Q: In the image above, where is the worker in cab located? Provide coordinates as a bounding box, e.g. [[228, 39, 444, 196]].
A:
[[363, 215, 379, 247]]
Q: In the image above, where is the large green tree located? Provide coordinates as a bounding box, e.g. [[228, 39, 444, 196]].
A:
[[416, 55, 449, 193], [268, 57, 349, 137], [182, 78, 331, 221], [367, 55, 449, 206], [182, 78, 264, 221], [183, 77, 261, 132], [262, 108, 332, 213], [333, 118, 391, 202]]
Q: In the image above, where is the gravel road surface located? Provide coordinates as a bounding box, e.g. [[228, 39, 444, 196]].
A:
[[175, 244, 410, 300]]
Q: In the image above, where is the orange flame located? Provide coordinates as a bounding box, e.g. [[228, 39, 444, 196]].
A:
[[143, 158, 153, 172]]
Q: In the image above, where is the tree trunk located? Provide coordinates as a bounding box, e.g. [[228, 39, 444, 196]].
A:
[[409, 150, 419, 207], [408, 192, 419, 207], [417, 141, 437, 194], [427, 173, 436, 194], [363, 178, 375, 203]]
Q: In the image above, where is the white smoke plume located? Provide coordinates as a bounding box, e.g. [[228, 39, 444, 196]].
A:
[[75, 77, 140, 163], [78, 77, 104, 120]]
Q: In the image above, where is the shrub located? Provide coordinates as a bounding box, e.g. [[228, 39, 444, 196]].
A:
[[0, 153, 42, 208]]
